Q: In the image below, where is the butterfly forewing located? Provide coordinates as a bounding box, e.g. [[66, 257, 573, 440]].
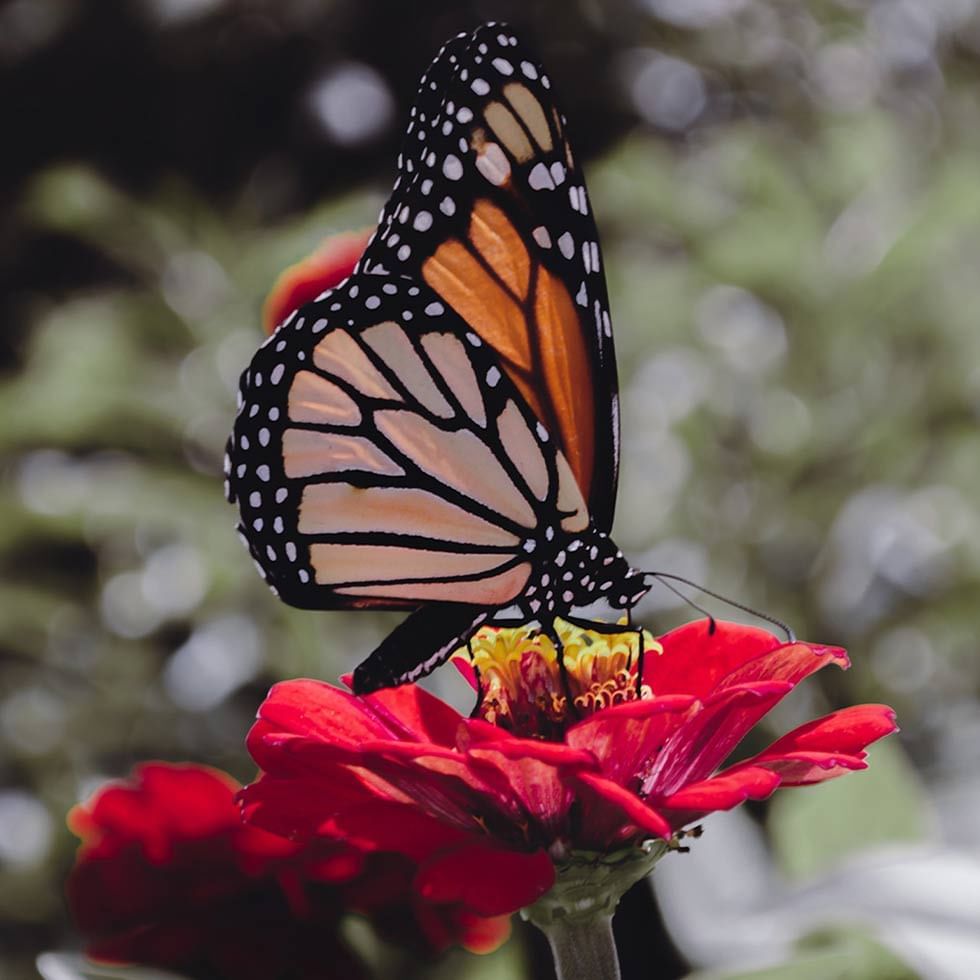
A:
[[227, 274, 590, 612], [358, 23, 620, 532]]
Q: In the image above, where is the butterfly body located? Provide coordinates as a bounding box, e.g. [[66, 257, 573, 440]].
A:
[[227, 23, 650, 692]]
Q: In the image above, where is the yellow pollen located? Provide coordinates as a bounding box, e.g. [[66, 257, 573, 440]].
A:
[[455, 619, 660, 735]]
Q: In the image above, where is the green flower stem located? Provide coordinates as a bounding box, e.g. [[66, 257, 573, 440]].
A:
[[522, 840, 671, 980], [538, 910, 620, 980]]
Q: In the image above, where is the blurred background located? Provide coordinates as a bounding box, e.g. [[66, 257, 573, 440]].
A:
[[3, 0, 980, 977]]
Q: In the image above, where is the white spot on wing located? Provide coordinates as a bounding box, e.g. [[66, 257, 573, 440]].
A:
[[475, 142, 511, 185], [528, 162, 554, 190], [443, 154, 463, 180]]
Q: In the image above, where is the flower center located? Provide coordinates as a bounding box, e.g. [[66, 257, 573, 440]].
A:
[[456, 619, 658, 738]]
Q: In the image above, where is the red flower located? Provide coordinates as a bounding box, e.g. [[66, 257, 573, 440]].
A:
[[241, 620, 897, 918], [262, 229, 372, 334], [68, 762, 509, 980]]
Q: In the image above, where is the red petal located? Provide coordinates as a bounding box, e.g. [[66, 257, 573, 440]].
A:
[[364, 746, 522, 829], [469, 736, 595, 768], [746, 751, 869, 784], [69, 763, 242, 862], [572, 772, 672, 840], [715, 641, 848, 693], [452, 653, 479, 692], [754, 704, 898, 760], [658, 766, 780, 812], [357, 683, 466, 748], [252, 678, 466, 756], [649, 682, 791, 796], [455, 911, 513, 954], [460, 717, 520, 746], [415, 843, 555, 916], [565, 695, 697, 784], [459, 737, 597, 834], [332, 800, 477, 862], [254, 679, 392, 746], [239, 768, 385, 840], [728, 703, 898, 786], [648, 620, 846, 700], [262, 229, 371, 334], [464, 751, 575, 834], [247, 727, 396, 782]]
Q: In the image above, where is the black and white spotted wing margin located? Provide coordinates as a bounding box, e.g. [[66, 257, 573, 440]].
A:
[[358, 22, 621, 533], [226, 275, 591, 626]]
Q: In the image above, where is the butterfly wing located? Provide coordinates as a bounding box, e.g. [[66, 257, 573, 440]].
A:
[[358, 23, 620, 532], [226, 274, 590, 614]]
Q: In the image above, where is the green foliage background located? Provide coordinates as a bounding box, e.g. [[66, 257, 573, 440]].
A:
[[2, 1, 977, 977]]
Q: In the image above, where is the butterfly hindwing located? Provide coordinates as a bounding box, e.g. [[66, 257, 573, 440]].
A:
[[227, 273, 590, 612], [358, 23, 620, 532]]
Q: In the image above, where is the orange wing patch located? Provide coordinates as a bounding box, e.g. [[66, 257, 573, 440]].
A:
[[534, 264, 595, 497], [469, 199, 531, 298], [422, 198, 595, 505], [423, 239, 530, 366]]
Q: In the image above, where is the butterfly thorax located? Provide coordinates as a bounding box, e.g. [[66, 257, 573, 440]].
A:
[[521, 526, 648, 621]]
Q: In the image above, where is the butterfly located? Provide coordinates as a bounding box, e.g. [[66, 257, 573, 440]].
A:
[[226, 22, 652, 694]]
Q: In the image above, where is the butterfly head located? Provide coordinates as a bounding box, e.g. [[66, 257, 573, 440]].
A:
[[525, 529, 649, 619]]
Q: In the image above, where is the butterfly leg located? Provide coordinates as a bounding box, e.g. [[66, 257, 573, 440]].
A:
[[560, 612, 647, 699], [468, 635, 486, 719], [351, 603, 488, 694], [542, 619, 580, 719], [627, 605, 646, 698]]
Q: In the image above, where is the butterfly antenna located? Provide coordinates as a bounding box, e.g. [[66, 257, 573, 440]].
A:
[[643, 571, 795, 642], [646, 575, 717, 632]]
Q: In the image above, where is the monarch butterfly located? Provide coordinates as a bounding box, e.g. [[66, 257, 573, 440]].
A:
[[226, 22, 653, 694]]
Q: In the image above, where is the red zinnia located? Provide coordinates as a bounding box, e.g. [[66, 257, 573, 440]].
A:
[[241, 619, 897, 918], [262, 228, 372, 334], [67, 762, 509, 980]]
